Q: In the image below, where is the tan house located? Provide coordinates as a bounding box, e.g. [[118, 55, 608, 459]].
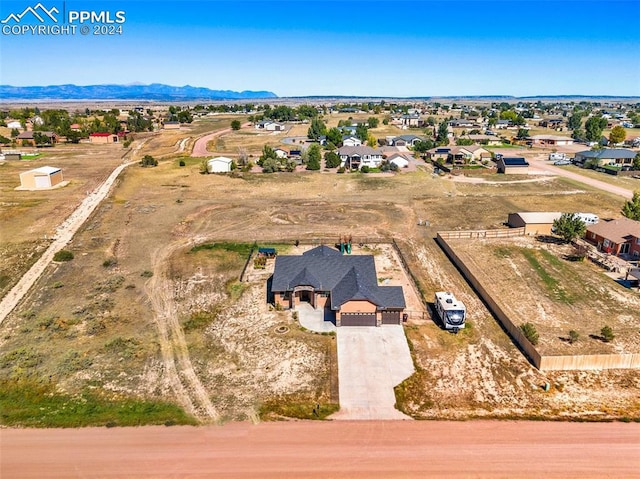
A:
[[529, 135, 574, 147], [19, 166, 63, 189], [16, 131, 58, 146], [507, 212, 562, 236], [271, 245, 405, 326], [89, 132, 119, 144], [163, 121, 181, 130]]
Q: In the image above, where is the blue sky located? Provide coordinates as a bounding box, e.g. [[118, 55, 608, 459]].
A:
[[1, 0, 639, 97]]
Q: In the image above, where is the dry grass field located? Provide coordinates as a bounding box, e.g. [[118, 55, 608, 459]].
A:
[[1, 120, 639, 425]]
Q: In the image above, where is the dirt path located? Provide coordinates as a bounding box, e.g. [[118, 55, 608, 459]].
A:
[[191, 122, 250, 157], [144, 237, 219, 422], [0, 156, 138, 325], [528, 158, 634, 199], [3, 421, 638, 478]]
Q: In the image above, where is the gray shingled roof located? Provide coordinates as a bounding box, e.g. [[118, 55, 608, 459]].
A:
[[576, 149, 636, 160], [272, 245, 405, 310]]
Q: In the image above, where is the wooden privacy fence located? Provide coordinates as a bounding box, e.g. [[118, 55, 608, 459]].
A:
[[437, 233, 639, 371], [438, 228, 525, 240]]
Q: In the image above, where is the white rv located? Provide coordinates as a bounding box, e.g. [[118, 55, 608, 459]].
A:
[[575, 213, 599, 226], [434, 292, 466, 331]]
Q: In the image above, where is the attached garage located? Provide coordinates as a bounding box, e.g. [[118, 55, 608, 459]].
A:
[[340, 312, 377, 327], [19, 166, 63, 189], [381, 310, 401, 325]]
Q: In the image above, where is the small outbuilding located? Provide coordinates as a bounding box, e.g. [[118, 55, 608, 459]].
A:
[[207, 156, 234, 173], [19, 166, 63, 189], [507, 212, 562, 236], [496, 157, 529, 174], [387, 154, 409, 169]]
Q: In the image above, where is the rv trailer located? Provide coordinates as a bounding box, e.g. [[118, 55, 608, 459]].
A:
[[434, 291, 466, 332]]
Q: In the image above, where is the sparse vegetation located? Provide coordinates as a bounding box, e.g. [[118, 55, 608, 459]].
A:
[[520, 322, 540, 345], [53, 250, 74, 262], [601, 325, 615, 343]]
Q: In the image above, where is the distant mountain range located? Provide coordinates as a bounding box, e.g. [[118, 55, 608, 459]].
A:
[[0, 84, 278, 101]]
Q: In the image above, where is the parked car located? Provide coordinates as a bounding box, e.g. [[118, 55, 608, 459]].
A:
[[553, 159, 571, 165]]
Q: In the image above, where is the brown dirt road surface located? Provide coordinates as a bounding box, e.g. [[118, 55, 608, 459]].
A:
[[191, 122, 250, 157], [2, 421, 639, 478], [528, 158, 634, 200]]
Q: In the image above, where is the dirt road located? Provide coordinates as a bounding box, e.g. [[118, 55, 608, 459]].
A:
[[0, 159, 136, 325], [144, 237, 219, 422], [3, 421, 638, 478], [191, 122, 250, 157], [528, 158, 634, 200]]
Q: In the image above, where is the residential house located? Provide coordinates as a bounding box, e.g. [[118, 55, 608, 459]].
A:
[[271, 245, 406, 326], [448, 119, 477, 128], [427, 147, 452, 162], [273, 148, 289, 159], [392, 114, 424, 128], [16, 131, 58, 146], [389, 135, 424, 147], [163, 121, 181, 130], [573, 149, 637, 169], [387, 153, 410, 169], [255, 121, 285, 131], [539, 118, 565, 129], [494, 119, 512, 129], [460, 134, 503, 146], [89, 132, 119, 144], [585, 218, 640, 258], [529, 135, 574, 147], [447, 145, 491, 163], [6, 120, 22, 130], [342, 136, 362, 147], [338, 145, 384, 170]]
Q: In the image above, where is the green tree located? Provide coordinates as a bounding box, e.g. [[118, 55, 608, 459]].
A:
[[261, 158, 280, 173], [600, 325, 615, 343], [10, 128, 20, 138], [571, 128, 585, 141], [177, 110, 193, 123], [621, 191, 640, 220], [326, 127, 343, 147], [307, 118, 327, 141], [306, 144, 321, 170], [552, 213, 586, 243], [231, 120, 241, 131], [32, 132, 52, 146], [355, 124, 368, 142], [140, 155, 158, 167], [259, 145, 278, 166], [324, 151, 341, 168], [516, 128, 529, 140], [436, 121, 449, 146], [633, 153, 640, 171], [568, 112, 584, 130], [366, 133, 377, 147], [0, 135, 10, 144], [609, 125, 626, 145], [584, 116, 607, 142], [520, 322, 539, 345], [367, 117, 379, 128], [413, 139, 434, 157]]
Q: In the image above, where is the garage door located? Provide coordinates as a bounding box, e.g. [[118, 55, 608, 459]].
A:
[[340, 312, 376, 326], [35, 175, 50, 188], [381, 311, 400, 325]]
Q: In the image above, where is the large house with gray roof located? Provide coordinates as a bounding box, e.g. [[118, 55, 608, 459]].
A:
[[574, 149, 637, 168], [271, 245, 406, 326]]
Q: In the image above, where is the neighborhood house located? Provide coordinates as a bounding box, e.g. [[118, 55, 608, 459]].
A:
[[338, 145, 384, 170], [270, 245, 406, 326], [585, 218, 640, 258]]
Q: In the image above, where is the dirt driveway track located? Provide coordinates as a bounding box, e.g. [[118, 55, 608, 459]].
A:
[[2, 421, 638, 478], [528, 158, 634, 200]]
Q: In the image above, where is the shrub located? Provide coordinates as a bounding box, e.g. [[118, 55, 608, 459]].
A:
[[360, 166, 370, 173], [520, 322, 539, 345], [140, 155, 158, 167], [568, 330, 579, 344], [53, 250, 74, 262], [140, 270, 153, 278], [337, 166, 346, 174], [179, 160, 185, 167], [102, 258, 117, 268], [601, 325, 615, 342]]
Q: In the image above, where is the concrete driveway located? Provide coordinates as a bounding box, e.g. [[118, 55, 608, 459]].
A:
[[332, 326, 414, 420]]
